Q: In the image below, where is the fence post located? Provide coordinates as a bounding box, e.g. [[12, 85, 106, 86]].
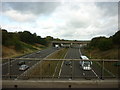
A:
[[71, 60, 73, 80], [100, 60, 104, 80], [49, 63, 50, 79], [9, 58, 11, 79]]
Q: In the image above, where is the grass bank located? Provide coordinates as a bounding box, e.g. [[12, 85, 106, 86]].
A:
[[81, 47, 119, 77], [2, 42, 46, 59]]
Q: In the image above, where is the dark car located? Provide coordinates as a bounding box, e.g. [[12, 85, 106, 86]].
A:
[[17, 61, 25, 65], [65, 61, 71, 65]]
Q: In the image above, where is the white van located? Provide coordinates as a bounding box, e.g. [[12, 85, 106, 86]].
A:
[[80, 55, 92, 70]]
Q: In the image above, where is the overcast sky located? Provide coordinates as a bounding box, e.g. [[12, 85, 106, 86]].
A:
[[0, 1, 118, 40]]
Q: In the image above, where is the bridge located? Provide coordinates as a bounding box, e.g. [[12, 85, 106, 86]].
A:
[[51, 41, 90, 47]]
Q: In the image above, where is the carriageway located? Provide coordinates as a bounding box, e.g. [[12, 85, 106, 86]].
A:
[[2, 58, 120, 88]]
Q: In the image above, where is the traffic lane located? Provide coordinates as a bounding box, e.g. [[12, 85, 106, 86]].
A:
[[2, 47, 58, 78], [21, 47, 58, 58], [59, 48, 72, 78], [10, 60, 38, 76], [60, 47, 82, 79], [73, 60, 98, 79], [60, 47, 99, 80], [2, 47, 57, 66], [2, 60, 38, 78], [2, 59, 38, 75], [91, 61, 112, 79], [60, 62, 72, 78], [72, 61, 83, 78]]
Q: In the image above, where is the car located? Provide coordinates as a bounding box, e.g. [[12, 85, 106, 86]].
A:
[[81, 60, 92, 70], [19, 65, 29, 71], [80, 55, 92, 70], [18, 61, 25, 65], [65, 61, 71, 65]]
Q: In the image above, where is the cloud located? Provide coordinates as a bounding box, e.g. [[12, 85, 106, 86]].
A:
[[2, 2, 60, 15], [1, 2, 118, 40], [47, 2, 118, 40], [2, 2, 60, 22], [3, 9, 36, 22]]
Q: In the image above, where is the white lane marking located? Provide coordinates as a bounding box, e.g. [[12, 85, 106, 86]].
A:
[[96, 62, 115, 77], [16, 49, 59, 79], [2, 50, 42, 66], [83, 73, 85, 76], [91, 69, 100, 79], [53, 61, 59, 77], [44, 49, 61, 59], [58, 50, 68, 78], [16, 60, 42, 79], [58, 61, 64, 78]]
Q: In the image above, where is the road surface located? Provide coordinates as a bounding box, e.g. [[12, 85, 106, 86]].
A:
[[2, 47, 59, 79]]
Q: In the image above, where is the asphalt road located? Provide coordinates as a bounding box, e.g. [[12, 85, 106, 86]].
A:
[[60, 45, 100, 80], [2, 45, 114, 80], [2, 47, 58, 79]]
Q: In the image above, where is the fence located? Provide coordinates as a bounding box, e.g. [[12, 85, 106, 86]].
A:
[[2, 58, 120, 80]]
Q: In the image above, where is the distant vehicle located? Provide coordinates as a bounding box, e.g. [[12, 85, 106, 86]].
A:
[[80, 55, 92, 70], [19, 65, 29, 71], [17, 61, 25, 65], [62, 44, 70, 48], [55, 44, 59, 48], [65, 61, 71, 65]]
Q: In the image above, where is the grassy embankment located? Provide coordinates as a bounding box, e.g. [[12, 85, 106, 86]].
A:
[[81, 47, 119, 77], [26, 48, 68, 78], [2, 42, 46, 63]]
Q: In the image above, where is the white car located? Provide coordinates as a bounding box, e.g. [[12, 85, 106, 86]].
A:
[[80, 55, 92, 70], [19, 65, 29, 71], [81, 60, 92, 70]]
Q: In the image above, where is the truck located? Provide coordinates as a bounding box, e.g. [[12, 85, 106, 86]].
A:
[[80, 55, 92, 70]]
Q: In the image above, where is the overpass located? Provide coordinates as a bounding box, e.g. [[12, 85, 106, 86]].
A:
[[51, 41, 90, 47]]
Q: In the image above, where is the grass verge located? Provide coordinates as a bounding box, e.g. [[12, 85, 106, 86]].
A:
[[81, 47, 119, 78], [25, 48, 68, 78]]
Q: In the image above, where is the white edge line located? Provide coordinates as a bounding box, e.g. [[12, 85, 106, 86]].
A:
[[96, 62, 116, 77], [92, 69, 100, 79], [52, 61, 59, 77], [16, 60, 42, 79], [44, 49, 61, 59], [16, 48, 60, 79], [58, 49, 68, 78]]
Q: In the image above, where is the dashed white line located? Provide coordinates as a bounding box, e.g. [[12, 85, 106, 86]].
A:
[[58, 61, 64, 78], [83, 73, 85, 76], [53, 61, 59, 77], [44, 49, 61, 59], [16, 49, 59, 79], [58, 50, 68, 78], [91, 69, 100, 79]]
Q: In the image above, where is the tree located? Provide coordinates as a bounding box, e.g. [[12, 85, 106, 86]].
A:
[[98, 38, 113, 51], [112, 30, 120, 45]]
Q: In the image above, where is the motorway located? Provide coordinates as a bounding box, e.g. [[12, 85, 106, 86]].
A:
[[2, 45, 114, 80], [60, 45, 100, 80], [2, 47, 59, 79]]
